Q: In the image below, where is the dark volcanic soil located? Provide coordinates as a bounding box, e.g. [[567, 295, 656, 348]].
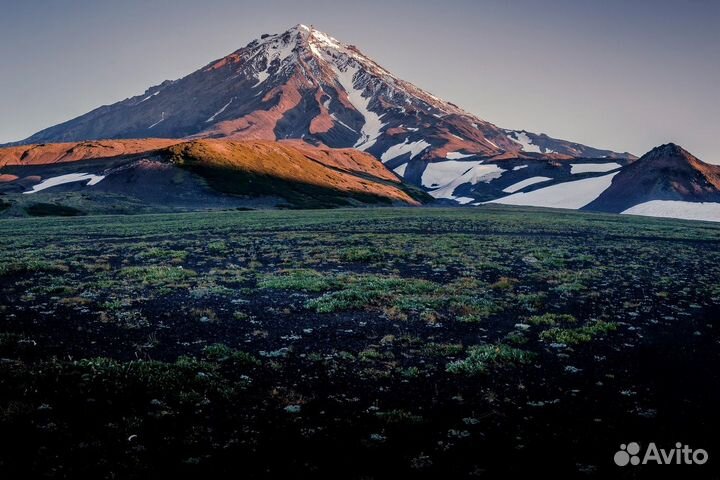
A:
[[0, 207, 718, 479]]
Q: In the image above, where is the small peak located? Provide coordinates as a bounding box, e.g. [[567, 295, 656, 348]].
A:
[[652, 143, 689, 156], [637, 143, 702, 166]]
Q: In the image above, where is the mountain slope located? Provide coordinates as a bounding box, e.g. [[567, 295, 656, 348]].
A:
[[0, 139, 422, 216], [10, 25, 634, 174], [0, 139, 179, 167], [164, 139, 422, 206], [477, 143, 720, 222], [584, 143, 720, 213]]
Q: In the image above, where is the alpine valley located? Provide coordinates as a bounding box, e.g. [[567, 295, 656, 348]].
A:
[[2, 24, 719, 221]]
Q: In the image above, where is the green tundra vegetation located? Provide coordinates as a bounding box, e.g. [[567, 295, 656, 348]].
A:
[[0, 205, 718, 478]]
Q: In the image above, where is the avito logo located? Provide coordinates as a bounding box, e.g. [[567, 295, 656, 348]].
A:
[[614, 442, 708, 466]]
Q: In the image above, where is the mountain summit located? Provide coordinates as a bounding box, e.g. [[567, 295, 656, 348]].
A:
[[12, 24, 633, 174]]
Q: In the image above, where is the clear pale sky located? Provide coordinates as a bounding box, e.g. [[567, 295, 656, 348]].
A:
[[1, 0, 718, 162]]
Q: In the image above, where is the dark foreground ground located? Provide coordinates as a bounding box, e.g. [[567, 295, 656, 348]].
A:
[[0, 206, 718, 479]]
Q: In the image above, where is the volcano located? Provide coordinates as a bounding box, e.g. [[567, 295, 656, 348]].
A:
[[9, 25, 633, 169], [5, 25, 720, 221]]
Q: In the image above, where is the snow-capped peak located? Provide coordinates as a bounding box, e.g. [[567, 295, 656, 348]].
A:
[[307, 27, 342, 50], [237, 25, 469, 117], [15, 22, 636, 193]]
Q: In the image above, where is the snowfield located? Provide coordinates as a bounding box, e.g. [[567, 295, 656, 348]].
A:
[[570, 162, 622, 174], [489, 172, 618, 209], [381, 139, 431, 162], [334, 64, 385, 151], [428, 164, 505, 202], [23, 173, 106, 194], [422, 160, 487, 188], [621, 201, 720, 223], [507, 131, 542, 153], [502, 176, 553, 193]]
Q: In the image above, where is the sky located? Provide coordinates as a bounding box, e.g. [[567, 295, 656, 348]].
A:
[[1, 0, 718, 161]]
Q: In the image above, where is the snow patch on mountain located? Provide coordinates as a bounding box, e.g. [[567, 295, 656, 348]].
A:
[[138, 91, 159, 104], [570, 162, 622, 174], [23, 173, 105, 194], [490, 172, 618, 209], [330, 114, 357, 132], [381, 138, 430, 162], [422, 160, 487, 188], [484, 138, 500, 149], [206, 98, 234, 123], [502, 176, 553, 193], [309, 29, 342, 50], [333, 64, 385, 151], [267, 37, 297, 65], [148, 113, 166, 129], [621, 200, 720, 223], [254, 70, 270, 87], [507, 130, 542, 153], [445, 151, 474, 160], [252, 34, 298, 87], [428, 164, 505, 201]]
